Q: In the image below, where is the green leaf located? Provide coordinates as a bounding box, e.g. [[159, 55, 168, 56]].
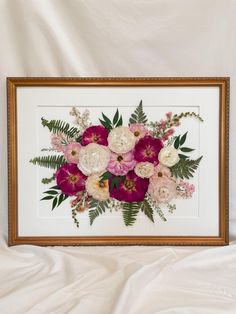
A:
[[44, 190, 58, 195], [41, 195, 54, 201], [122, 202, 140, 226], [116, 116, 123, 127], [180, 132, 187, 146], [50, 185, 60, 190], [100, 171, 112, 181], [52, 197, 58, 211], [180, 147, 195, 153], [129, 100, 148, 124], [113, 109, 119, 125], [174, 135, 180, 149], [141, 199, 154, 222], [178, 154, 188, 159], [41, 118, 79, 138], [57, 194, 68, 207], [30, 155, 66, 170], [88, 198, 110, 225], [102, 113, 112, 125], [110, 176, 119, 191], [170, 156, 203, 179], [99, 119, 112, 131]]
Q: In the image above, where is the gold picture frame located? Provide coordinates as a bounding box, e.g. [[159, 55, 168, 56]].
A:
[[7, 77, 229, 246]]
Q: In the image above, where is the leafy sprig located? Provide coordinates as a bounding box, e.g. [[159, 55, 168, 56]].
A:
[[41, 117, 80, 138], [170, 156, 203, 179], [30, 155, 65, 170], [99, 109, 123, 131], [174, 132, 195, 159], [129, 100, 148, 124], [88, 198, 111, 225], [41, 186, 68, 210], [122, 202, 140, 226]]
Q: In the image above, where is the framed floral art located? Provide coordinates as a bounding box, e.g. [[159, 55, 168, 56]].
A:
[[7, 77, 229, 246]]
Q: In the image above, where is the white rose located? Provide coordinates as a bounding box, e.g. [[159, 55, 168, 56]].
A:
[[86, 173, 110, 201], [108, 126, 136, 154], [78, 143, 110, 175], [158, 146, 180, 167], [134, 162, 154, 178]]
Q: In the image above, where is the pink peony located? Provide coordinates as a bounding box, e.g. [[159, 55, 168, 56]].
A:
[[56, 163, 86, 196], [109, 171, 149, 202], [153, 164, 171, 178], [107, 151, 136, 176], [64, 142, 81, 164], [148, 176, 176, 203], [134, 136, 163, 164], [129, 123, 150, 142], [81, 125, 108, 146]]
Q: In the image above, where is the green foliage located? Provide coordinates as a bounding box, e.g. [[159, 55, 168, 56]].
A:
[[99, 109, 123, 131], [41, 174, 55, 184], [41, 117, 79, 138], [141, 199, 154, 222], [29, 155, 65, 170], [171, 156, 203, 179], [41, 186, 68, 211], [174, 132, 194, 159], [88, 198, 110, 225], [72, 208, 80, 228], [122, 202, 141, 226], [99, 172, 125, 191], [129, 100, 148, 124]]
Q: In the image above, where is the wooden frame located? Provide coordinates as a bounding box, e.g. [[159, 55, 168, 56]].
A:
[[7, 77, 229, 246]]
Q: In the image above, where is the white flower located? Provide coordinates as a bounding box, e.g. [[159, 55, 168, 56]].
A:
[[78, 143, 110, 175], [108, 126, 136, 154], [158, 146, 180, 167], [86, 173, 110, 201], [134, 162, 154, 178]]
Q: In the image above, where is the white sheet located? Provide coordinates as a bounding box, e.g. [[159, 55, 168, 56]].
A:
[[0, 1, 236, 313]]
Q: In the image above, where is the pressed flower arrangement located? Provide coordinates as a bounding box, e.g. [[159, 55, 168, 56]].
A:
[[30, 101, 203, 227]]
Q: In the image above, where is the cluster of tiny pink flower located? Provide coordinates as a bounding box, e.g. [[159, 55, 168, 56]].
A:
[[153, 112, 181, 141], [177, 180, 195, 198]]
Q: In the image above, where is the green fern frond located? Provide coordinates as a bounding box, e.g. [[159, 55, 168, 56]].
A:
[[129, 100, 148, 124], [122, 202, 141, 226], [41, 117, 80, 138], [141, 199, 154, 222], [30, 155, 65, 170], [170, 156, 202, 179], [88, 198, 110, 225]]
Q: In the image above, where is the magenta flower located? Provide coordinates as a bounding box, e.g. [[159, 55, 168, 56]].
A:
[[64, 142, 81, 163], [107, 151, 136, 176], [133, 136, 163, 164], [56, 163, 86, 196], [109, 171, 149, 202], [81, 125, 108, 146]]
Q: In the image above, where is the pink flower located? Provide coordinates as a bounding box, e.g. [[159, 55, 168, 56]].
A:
[[153, 164, 171, 178], [56, 163, 86, 196], [64, 142, 81, 163], [51, 133, 73, 152], [166, 112, 172, 119], [129, 124, 150, 142], [81, 125, 108, 146], [109, 171, 149, 202], [148, 176, 176, 203], [107, 151, 136, 176], [134, 136, 163, 164], [177, 180, 195, 198]]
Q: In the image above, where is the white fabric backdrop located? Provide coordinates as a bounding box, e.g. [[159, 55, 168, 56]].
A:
[[0, 1, 236, 313]]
